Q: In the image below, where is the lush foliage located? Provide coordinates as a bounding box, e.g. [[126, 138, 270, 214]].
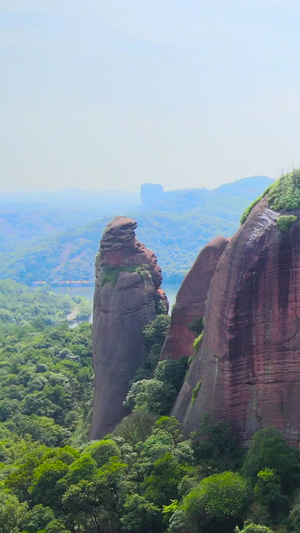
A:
[[193, 331, 203, 354], [268, 169, 300, 211], [236, 522, 275, 532], [191, 380, 202, 403], [0, 281, 93, 448], [276, 215, 297, 232], [188, 316, 204, 335], [168, 471, 250, 533], [101, 265, 149, 287], [0, 280, 90, 336], [240, 169, 300, 225], [240, 196, 264, 225], [2, 277, 300, 532], [125, 314, 188, 416]]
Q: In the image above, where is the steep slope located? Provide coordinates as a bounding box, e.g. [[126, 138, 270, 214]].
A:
[[160, 236, 229, 360], [173, 171, 300, 448], [90, 217, 168, 439]]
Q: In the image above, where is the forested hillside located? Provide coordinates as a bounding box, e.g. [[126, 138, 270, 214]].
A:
[[0, 176, 273, 284], [1, 281, 300, 532]]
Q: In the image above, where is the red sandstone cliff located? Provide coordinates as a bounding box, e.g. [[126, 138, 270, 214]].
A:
[[160, 236, 229, 361], [173, 195, 300, 448], [90, 217, 168, 440]]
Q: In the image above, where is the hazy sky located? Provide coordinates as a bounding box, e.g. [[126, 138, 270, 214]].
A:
[[2, 0, 300, 192]]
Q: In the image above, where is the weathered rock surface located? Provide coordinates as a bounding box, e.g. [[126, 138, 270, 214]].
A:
[[173, 196, 300, 448], [90, 217, 168, 439], [160, 236, 229, 360]]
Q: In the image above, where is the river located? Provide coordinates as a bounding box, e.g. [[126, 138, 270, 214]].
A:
[[52, 282, 181, 314]]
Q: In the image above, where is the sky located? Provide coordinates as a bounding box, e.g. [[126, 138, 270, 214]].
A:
[[2, 0, 300, 193]]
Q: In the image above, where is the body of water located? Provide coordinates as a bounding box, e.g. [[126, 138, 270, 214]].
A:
[[52, 282, 181, 312]]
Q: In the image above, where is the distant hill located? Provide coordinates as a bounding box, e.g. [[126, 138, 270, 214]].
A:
[[0, 189, 140, 253], [0, 176, 274, 284]]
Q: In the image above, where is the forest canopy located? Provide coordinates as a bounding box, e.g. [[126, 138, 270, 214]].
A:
[[0, 281, 300, 532]]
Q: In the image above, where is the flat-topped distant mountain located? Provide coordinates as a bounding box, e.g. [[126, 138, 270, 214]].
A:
[[0, 176, 274, 284]]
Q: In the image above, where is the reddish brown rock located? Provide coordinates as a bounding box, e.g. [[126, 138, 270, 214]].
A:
[[173, 196, 300, 448], [160, 236, 229, 361], [90, 217, 168, 440]]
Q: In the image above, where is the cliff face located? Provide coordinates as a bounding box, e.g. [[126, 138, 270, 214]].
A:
[[160, 236, 229, 360], [90, 217, 168, 439], [173, 187, 300, 448]]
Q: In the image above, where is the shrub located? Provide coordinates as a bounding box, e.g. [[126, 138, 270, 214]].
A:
[[191, 381, 201, 403], [113, 411, 158, 445], [276, 215, 297, 232], [176, 471, 251, 533], [240, 196, 264, 225], [268, 169, 300, 211], [101, 266, 139, 287], [125, 378, 177, 415], [236, 522, 275, 532], [242, 427, 300, 494], [193, 332, 203, 354], [188, 317, 204, 335], [240, 182, 275, 224]]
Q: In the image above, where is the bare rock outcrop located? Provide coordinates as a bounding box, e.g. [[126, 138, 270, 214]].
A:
[[160, 236, 229, 360], [90, 217, 168, 440], [173, 178, 300, 448]]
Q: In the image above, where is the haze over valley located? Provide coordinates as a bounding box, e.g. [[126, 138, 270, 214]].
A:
[[0, 175, 273, 285]]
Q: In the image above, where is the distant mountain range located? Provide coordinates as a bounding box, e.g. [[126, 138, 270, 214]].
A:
[[0, 176, 274, 284]]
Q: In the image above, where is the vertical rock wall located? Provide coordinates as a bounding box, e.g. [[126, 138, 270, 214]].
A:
[[160, 237, 229, 360], [90, 217, 168, 439], [173, 197, 300, 448]]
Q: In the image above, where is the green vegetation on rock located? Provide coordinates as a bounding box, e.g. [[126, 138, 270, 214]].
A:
[[188, 317, 204, 335], [191, 380, 202, 403], [268, 169, 300, 211], [193, 332, 203, 354], [240, 196, 265, 225], [276, 215, 297, 232], [240, 170, 300, 225], [125, 314, 189, 416], [101, 265, 150, 287]]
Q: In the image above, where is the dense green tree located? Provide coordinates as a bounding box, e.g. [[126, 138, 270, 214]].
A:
[[2, 280, 300, 533], [65, 453, 97, 485], [113, 412, 158, 447], [236, 523, 275, 533], [22, 504, 55, 532], [125, 378, 177, 415], [120, 494, 161, 533], [143, 315, 171, 353], [84, 439, 121, 467], [45, 519, 71, 533], [253, 468, 288, 519], [168, 471, 251, 533], [0, 490, 28, 533], [242, 427, 300, 494], [142, 452, 186, 505], [29, 460, 69, 510], [192, 415, 244, 472]]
